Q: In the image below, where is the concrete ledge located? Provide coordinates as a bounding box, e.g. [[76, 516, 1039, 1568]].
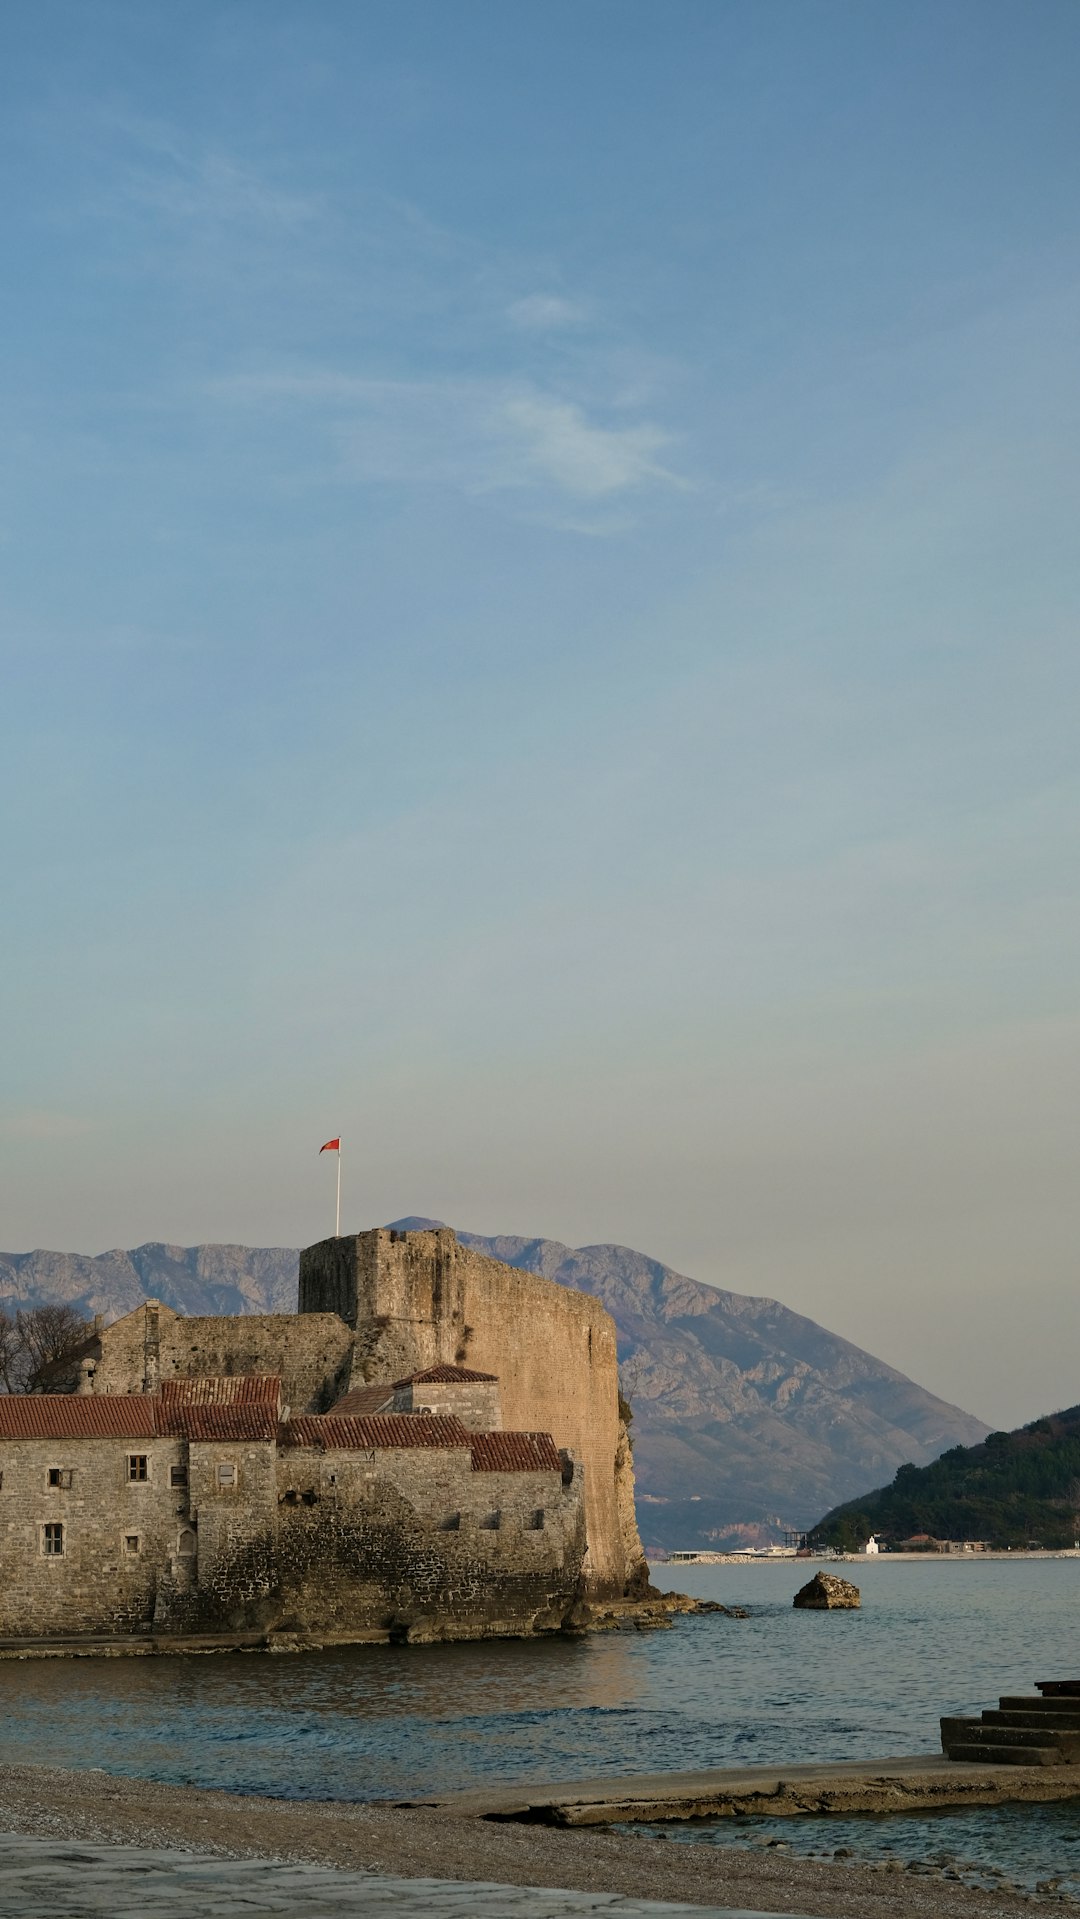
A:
[[408, 1753, 1080, 1826]]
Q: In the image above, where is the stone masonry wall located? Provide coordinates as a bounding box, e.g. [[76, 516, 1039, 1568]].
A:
[[0, 1436, 187, 1636], [163, 1448, 585, 1641], [390, 1378, 501, 1428], [91, 1304, 354, 1415], [299, 1228, 642, 1597]]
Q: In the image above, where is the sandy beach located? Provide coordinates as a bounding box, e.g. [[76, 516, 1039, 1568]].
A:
[[0, 1762, 1066, 1917]]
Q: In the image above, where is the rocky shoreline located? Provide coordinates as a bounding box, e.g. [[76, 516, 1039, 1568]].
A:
[[0, 1762, 1068, 1917]]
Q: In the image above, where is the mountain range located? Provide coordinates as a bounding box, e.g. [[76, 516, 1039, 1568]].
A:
[[0, 1224, 988, 1547]]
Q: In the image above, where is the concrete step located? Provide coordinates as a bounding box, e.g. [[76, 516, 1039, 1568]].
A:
[[986, 1708, 1080, 1732], [940, 1720, 1080, 1754], [943, 1741, 1067, 1767], [1036, 1680, 1080, 1697], [997, 1704, 1080, 1719]]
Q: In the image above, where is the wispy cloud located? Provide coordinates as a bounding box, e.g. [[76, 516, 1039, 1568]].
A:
[[498, 394, 680, 498], [210, 370, 686, 515], [104, 111, 321, 230], [507, 293, 589, 331]]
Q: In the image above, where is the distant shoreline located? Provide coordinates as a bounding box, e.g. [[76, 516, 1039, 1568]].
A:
[[653, 1548, 1080, 1566]]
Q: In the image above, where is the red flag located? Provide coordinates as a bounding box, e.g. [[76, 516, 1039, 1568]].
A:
[[319, 1138, 340, 1154]]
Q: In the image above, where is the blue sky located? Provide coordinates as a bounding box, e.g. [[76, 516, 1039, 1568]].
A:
[[2, 1, 1079, 1426]]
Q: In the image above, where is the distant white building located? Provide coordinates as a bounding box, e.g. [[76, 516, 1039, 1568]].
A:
[[863, 1534, 881, 1555]]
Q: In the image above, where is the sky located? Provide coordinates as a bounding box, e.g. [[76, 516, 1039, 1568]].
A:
[[2, 1, 1079, 1431]]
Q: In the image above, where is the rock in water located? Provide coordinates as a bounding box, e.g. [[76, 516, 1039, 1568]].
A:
[[793, 1571, 861, 1610]]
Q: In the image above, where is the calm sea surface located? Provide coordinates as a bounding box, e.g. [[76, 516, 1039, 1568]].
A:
[[0, 1558, 1076, 1802], [0, 1559, 1076, 1892]]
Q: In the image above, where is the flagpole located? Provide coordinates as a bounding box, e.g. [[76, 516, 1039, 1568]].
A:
[[336, 1147, 341, 1238]]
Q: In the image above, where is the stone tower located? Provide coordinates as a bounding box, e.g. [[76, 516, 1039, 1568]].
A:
[[300, 1226, 646, 1599]]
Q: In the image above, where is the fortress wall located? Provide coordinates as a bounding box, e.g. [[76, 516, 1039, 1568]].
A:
[[170, 1455, 585, 1641], [91, 1305, 354, 1414], [187, 1436, 279, 1612], [300, 1228, 638, 1596]]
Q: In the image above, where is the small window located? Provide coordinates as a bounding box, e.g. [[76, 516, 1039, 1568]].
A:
[[47, 1467, 73, 1489], [440, 1512, 461, 1531], [123, 1534, 140, 1556], [526, 1509, 545, 1531], [0, 1471, 4, 1491], [170, 1465, 188, 1489], [479, 1510, 501, 1531], [216, 1461, 236, 1488], [43, 1522, 64, 1557], [177, 1529, 196, 1557], [127, 1455, 148, 1483]]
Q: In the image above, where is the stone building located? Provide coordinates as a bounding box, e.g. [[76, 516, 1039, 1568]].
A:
[[57, 1226, 645, 1600], [0, 1368, 585, 1643], [300, 1227, 646, 1597]]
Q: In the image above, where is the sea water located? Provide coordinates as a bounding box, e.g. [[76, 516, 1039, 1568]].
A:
[[0, 1557, 1075, 1888]]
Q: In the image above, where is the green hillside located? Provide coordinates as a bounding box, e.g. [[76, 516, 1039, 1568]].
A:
[[813, 1403, 1080, 1551]]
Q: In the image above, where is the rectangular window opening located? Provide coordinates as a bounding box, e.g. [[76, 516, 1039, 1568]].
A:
[[479, 1510, 501, 1531], [169, 1465, 188, 1489], [440, 1512, 461, 1531], [43, 1522, 64, 1557], [527, 1509, 545, 1531], [123, 1534, 140, 1556], [127, 1454, 149, 1482], [216, 1462, 237, 1488], [47, 1467, 73, 1489]]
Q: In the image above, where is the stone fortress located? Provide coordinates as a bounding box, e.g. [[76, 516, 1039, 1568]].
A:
[[0, 1227, 647, 1645]]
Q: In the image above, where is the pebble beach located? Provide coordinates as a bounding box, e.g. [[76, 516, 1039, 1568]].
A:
[[0, 1763, 1065, 1919]]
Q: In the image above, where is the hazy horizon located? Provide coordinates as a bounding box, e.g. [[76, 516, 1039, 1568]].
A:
[[3, 3, 1078, 1437]]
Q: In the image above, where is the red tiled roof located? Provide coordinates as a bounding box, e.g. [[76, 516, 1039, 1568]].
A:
[[159, 1376, 282, 1407], [283, 1413, 471, 1451], [0, 1395, 158, 1440], [157, 1377, 282, 1439], [180, 1405, 280, 1442], [392, 1364, 498, 1387], [330, 1384, 395, 1416], [470, 1431, 562, 1474]]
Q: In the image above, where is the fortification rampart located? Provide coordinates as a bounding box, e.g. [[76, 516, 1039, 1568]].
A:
[[87, 1303, 354, 1414]]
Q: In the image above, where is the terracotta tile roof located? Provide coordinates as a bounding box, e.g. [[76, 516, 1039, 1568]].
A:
[[0, 1395, 158, 1440], [180, 1405, 280, 1442], [391, 1364, 498, 1387], [157, 1377, 282, 1439], [159, 1376, 282, 1407], [282, 1413, 471, 1451], [470, 1431, 563, 1474], [329, 1384, 395, 1416]]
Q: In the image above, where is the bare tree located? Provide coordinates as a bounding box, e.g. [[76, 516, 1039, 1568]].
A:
[[0, 1305, 96, 1394], [0, 1313, 21, 1394]]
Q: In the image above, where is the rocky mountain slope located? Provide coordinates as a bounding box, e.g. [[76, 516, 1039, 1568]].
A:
[[0, 1227, 988, 1547]]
